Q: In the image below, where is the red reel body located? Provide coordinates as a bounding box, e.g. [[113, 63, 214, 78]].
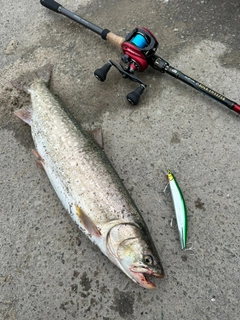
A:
[[121, 27, 159, 72]]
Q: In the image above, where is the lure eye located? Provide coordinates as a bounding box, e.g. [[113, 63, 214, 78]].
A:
[[143, 254, 154, 265]]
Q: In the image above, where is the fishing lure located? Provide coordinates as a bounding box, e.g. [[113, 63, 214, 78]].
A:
[[167, 169, 188, 249]]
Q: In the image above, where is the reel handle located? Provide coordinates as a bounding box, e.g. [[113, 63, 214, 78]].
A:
[[127, 85, 145, 105], [40, 0, 61, 12], [94, 62, 112, 82]]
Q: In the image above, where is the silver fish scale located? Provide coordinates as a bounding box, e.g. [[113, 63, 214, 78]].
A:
[[29, 81, 145, 237]]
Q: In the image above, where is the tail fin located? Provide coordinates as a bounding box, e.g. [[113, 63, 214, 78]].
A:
[[11, 64, 53, 93]]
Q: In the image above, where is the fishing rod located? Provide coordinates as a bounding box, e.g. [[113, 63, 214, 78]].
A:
[[40, 0, 240, 114]]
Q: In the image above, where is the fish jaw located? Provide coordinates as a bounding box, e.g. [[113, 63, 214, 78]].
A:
[[129, 266, 164, 289]]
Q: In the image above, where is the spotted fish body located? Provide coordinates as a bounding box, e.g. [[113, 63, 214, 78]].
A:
[[12, 65, 164, 289]]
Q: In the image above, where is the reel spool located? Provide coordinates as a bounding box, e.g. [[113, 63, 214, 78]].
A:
[[94, 27, 158, 105]]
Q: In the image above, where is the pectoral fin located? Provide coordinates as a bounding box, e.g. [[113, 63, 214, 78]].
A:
[[75, 205, 101, 237]]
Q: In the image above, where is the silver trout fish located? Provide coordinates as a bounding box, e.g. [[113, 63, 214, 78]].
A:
[[12, 64, 164, 289]]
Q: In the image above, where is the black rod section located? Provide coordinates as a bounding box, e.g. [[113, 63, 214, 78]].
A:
[[40, 0, 61, 12], [59, 7, 104, 35], [40, 0, 105, 36], [149, 55, 240, 113], [165, 66, 236, 109]]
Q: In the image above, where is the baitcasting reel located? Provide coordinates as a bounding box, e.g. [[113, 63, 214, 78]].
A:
[[94, 28, 158, 105]]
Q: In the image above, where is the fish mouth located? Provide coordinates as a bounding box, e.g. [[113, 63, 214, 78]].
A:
[[130, 267, 164, 289]]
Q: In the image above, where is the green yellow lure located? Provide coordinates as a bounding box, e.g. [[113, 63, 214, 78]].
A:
[[167, 169, 188, 249]]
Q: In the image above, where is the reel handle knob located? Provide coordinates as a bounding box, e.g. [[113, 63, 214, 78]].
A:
[[94, 62, 112, 82], [126, 85, 145, 105]]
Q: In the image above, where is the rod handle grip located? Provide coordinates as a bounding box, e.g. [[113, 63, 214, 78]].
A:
[[40, 0, 62, 13], [106, 32, 124, 49]]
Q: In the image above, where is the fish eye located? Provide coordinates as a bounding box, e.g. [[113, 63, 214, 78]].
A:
[[143, 254, 154, 265]]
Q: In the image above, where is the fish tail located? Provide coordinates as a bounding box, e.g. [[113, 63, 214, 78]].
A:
[[11, 63, 53, 93], [12, 64, 53, 125]]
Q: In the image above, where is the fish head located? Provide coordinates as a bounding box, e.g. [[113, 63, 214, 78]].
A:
[[118, 237, 164, 289], [107, 224, 164, 289]]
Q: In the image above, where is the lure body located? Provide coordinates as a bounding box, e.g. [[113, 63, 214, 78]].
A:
[[167, 170, 187, 249]]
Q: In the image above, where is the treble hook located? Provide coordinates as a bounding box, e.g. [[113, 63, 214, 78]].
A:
[[163, 182, 170, 194]]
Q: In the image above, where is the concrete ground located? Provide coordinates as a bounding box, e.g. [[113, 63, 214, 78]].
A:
[[0, 0, 240, 319]]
